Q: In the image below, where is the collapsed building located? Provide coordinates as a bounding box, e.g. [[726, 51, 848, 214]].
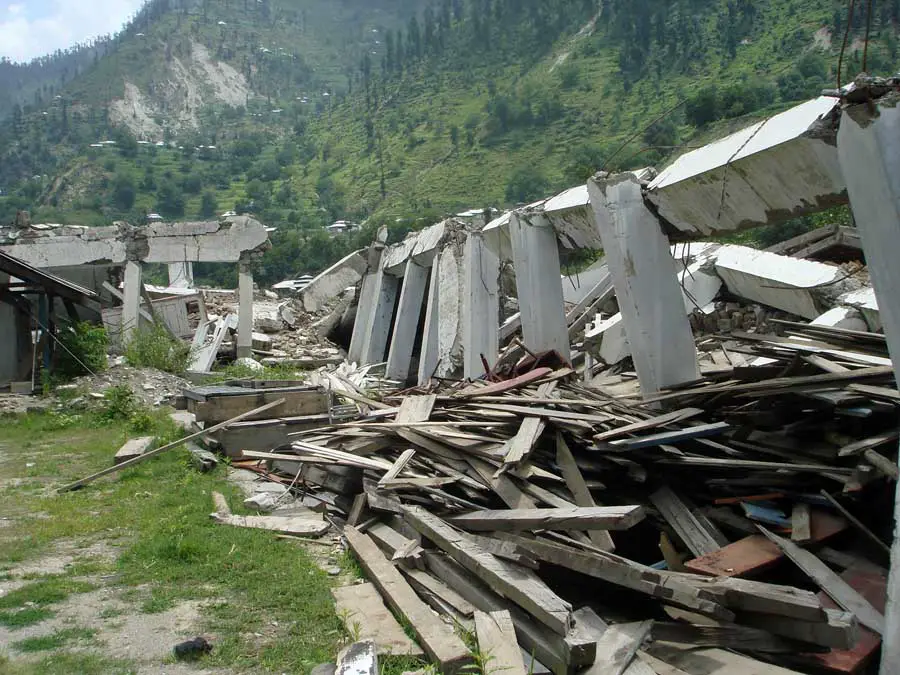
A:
[[337, 76, 900, 671], [0, 216, 271, 387]]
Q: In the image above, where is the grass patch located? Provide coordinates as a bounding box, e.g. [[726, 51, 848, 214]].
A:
[[0, 606, 55, 629], [12, 627, 97, 653], [0, 407, 348, 671], [0, 577, 96, 610], [0, 651, 135, 674]]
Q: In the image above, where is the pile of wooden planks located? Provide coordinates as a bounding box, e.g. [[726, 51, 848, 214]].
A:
[[235, 324, 897, 675]]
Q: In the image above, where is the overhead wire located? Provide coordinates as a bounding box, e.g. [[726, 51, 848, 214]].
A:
[[837, 0, 856, 90]]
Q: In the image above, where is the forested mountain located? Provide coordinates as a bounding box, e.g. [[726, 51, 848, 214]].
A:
[[0, 0, 897, 285]]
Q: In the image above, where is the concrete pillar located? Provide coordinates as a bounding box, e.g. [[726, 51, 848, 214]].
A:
[[122, 260, 143, 346], [508, 212, 570, 361], [385, 260, 429, 381], [836, 95, 900, 675], [418, 258, 441, 385], [167, 261, 194, 288], [359, 270, 400, 365], [237, 262, 254, 359], [463, 232, 500, 379], [588, 174, 699, 396]]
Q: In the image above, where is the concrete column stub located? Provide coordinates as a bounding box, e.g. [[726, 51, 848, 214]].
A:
[[463, 232, 500, 379], [385, 260, 430, 381], [508, 212, 570, 361], [587, 174, 700, 397], [237, 261, 254, 359], [417, 257, 442, 386], [121, 260, 143, 347]]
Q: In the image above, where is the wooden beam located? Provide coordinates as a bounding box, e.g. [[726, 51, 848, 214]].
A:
[[556, 433, 614, 551], [738, 608, 858, 650], [475, 611, 527, 675], [791, 503, 812, 543], [423, 551, 596, 675], [343, 526, 471, 674], [332, 583, 424, 656], [59, 398, 287, 492], [402, 567, 476, 618], [403, 506, 573, 636], [378, 449, 417, 488], [584, 621, 652, 675], [650, 486, 722, 558], [757, 527, 885, 635], [448, 506, 645, 532]]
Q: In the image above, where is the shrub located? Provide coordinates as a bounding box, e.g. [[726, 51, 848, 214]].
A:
[[98, 385, 139, 423], [124, 324, 192, 374], [55, 321, 108, 380]]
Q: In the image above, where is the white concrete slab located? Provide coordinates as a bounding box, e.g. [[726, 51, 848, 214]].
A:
[[463, 233, 500, 378], [647, 97, 845, 237]]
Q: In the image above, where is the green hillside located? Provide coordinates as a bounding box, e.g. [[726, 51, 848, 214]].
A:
[[0, 0, 897, 285]]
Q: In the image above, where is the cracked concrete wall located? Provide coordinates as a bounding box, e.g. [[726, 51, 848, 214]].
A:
[[646, 97, 846, 238], [0, 216, 270, 268]]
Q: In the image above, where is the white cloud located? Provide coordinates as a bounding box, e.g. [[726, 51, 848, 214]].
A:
[[0, 0, 146, 63]]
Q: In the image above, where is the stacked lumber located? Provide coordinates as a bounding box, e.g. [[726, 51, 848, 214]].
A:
[[237, 323, 897, 675]]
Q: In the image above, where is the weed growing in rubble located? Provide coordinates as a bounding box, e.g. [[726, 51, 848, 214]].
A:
[[124, 324, 193, 374], [55, 321, 109, 380]]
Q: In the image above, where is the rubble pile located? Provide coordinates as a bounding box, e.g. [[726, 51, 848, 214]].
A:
[[202, 319, 897, 675], [67, 364, 191, 407]]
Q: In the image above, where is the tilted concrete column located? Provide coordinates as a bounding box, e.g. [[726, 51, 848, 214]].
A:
[[463, 232, 500, 379], [122, 260, 142, 346], [167, 261, 194, 288], [385, 260, 429, 381], [359, 270, 401, 365], [237, 262, 254, 359], [418, 258, 442, 385], [508, 212, 570, 361], [588, 174, 699, 396], [348, 230, 388, 364], [837, 93, 900, 675]]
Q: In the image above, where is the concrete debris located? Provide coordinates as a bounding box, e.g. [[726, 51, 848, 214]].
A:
[[235, 357, 265, 372]]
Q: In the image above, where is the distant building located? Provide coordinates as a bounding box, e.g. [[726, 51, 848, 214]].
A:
[[146, 213, 164, 223], [325, 221, 360, 236], [455, 207, 500, 227]]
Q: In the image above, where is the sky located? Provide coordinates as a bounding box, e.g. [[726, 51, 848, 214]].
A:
[[0, 0, 145, 63]]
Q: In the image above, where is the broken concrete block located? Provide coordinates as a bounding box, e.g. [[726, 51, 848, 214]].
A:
[[169, 411, 196, 433], [812, 307, 869, 332], [10, 382, 34, 395], [244, 492, 280, 512], [300, 250, 367, 313], [114, 436, 156, 465], [251, 332, 273, 351], [336, 640, 378, 675]]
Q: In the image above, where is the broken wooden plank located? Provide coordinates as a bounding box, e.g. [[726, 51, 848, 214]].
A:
[[646, 641, 806, 675], [474, 610, 526, 675], [609, 422, 731, 450], [791, 503, 811, 543], [650, 486, 722, 558], [649, 622, 797, 653], [837, 429, 900, 457], [397, 394, 437, 423], [378, 449, 417, 488], [685, 509, 848, 577], [756, 527, 884, 635], [501, 416, 545, 466], [403, 506, 573, 636], [799, 566, 887, 674], [343, 526, 471, 673], [366, 522, 424, 569], [402, 568, 476, 618], [593, 408, 704, 442], [862, 448, 899, 480], [584, 621, 652, 675], [464, 533, 539, 569], [818, 490, 891, 555], [556, 433, 614, 551], [424, 551, 595, 675], [332, 584, 424, 657], [448, 506, 645, 532], [694, 576, 827, 622], [59, 398, 287, 492], [506, 535, 733, 621], [738, 608, 858, 650]]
